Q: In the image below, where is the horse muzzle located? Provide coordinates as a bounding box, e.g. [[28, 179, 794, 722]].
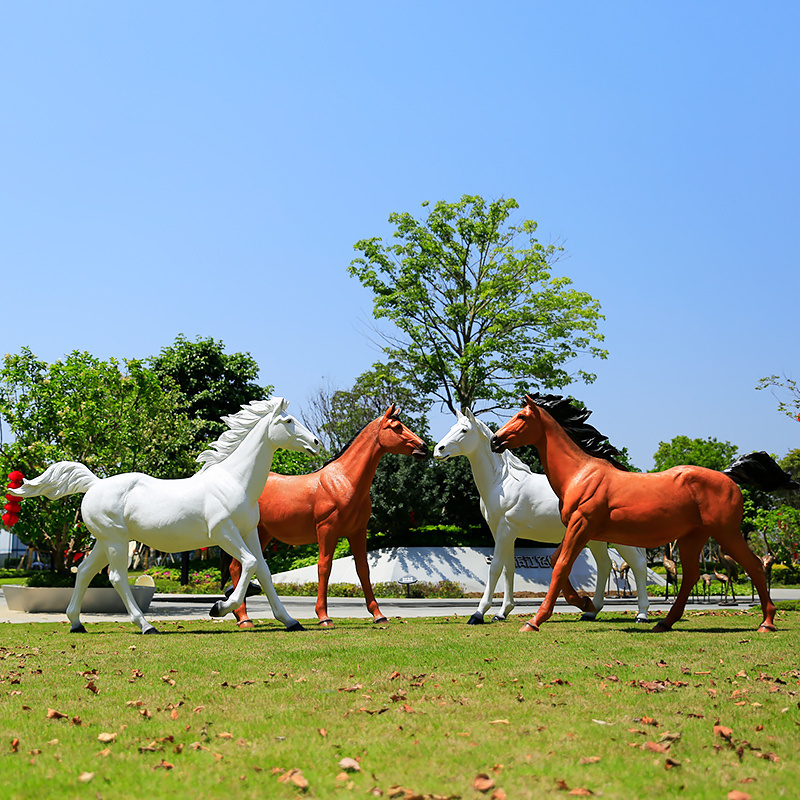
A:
[[490, 434, 507, 453], [411, 443, 430, 460]]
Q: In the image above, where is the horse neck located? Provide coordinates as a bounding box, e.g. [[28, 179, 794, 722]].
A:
[[328, 419, 384, 494], [533, 409, 596, 497], [218, 418, 278, 503], [464, 433, 506, 499]]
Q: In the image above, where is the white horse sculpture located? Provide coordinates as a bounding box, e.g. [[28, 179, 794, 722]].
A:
[[434, 409, 650, 624], [9, 398, 320, 634]]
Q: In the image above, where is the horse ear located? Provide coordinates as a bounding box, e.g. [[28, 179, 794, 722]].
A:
[[277, 397, 288, 413], [523, 394, 536, 407], [464, 408, 477, 423], [455, 408, 466, 421], [384, 404, 397, 419]]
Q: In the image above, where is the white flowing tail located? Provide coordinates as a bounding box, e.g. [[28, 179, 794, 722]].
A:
[[9, 461, 100, 500]]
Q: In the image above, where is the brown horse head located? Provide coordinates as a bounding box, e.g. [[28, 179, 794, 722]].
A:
[[378, 405, 429, 460], [490, 394, 543, 453]]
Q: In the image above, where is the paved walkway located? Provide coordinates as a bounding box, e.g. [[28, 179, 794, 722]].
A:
[[2, 587, 797, 626]]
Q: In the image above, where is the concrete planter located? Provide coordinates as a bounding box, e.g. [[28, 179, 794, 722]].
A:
[[3, 584, 155, 614]]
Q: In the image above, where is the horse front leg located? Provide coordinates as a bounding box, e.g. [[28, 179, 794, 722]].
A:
[[469, 526, 509, 625], [523, 519, 591, 632], [66, 543, 109, 633], [349, 533, 387, 624], [548, 541, 595, 618], [242, 528, 303, 631], [617, 544, 650, 622], [210, 523, 302, 631], [225, 526, 270, 630]]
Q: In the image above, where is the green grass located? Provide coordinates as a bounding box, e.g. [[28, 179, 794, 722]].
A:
[[1, 608, 797, 799]]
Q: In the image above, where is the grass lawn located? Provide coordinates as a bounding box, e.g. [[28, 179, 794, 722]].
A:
[[0, 608, 797, 799]]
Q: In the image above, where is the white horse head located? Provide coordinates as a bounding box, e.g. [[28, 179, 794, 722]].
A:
[[196, 397, 320, 472], [434, 408, 492, 461]]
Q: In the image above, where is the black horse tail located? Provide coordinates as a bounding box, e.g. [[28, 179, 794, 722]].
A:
[[723, 451, 799, 492]]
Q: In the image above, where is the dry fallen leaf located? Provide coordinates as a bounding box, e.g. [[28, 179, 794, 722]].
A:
[[569, 788, 593, 796], [46, 709, 67, 720], [714, 725, 734, 741], [278, 768, 309, 789], [474, 773, 495, 792], [492, 789, 508, 800], [338, 757, 361, 772], [579, 756, 601, 764], [727, 791, 751, 800], [97, 732, 117, 744], [78, 771, 94, 783]]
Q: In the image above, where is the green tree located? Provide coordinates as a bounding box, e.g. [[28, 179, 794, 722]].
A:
[[0, 348, 196, 571], [651, 435, 739, 473], [756, 374, 800, 421], [349, 195, 607, 415], [305, 364, 431, 457], [149, 335, 272, 447]]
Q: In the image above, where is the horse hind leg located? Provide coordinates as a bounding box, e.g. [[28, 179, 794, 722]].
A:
[[104, 540, 159, 634], [617, 544, 650, 622], [583, 541, 612, 621], [66, 543, 109, 633], [715, 530, 777, 632], [652, 533, 704, 633]]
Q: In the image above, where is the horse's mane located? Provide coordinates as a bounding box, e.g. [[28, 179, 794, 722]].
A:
[[196, 398, 283, 471], [527, 393, 628, 471], [470, 414, 533, 482], [317, 410, 401, 470]]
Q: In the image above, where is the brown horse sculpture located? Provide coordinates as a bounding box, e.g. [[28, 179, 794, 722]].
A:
[[224, 405, 428, 628], [491, 393, 798, 634]]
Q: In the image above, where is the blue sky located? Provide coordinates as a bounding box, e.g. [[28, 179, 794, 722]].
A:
[[2, 2, 798, 470]]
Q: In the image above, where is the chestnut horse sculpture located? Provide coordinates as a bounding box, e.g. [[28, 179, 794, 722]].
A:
[[491, 393, 798, 634], [223, 406, 429, 628]]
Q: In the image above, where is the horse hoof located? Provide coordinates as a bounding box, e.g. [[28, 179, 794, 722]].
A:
[[467, 613, 484, 625], [757, 623, 777, 633], [520, 621, 539, 632], [634, 616, 649, 624], [491, 615, 506, 623], [373, 616, 389, 624], [209, 601, 225, 618], [580, 612, 597, 621], [236, 619, 255, 630], [651, 622, 671, 633], [69, 623, 87, 634], [143, 627, 160, 635], [286, 622, 305, 632], [224, 581, 261, 599], [318, 618, 334, 628]]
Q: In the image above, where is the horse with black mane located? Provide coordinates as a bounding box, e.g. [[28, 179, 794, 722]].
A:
[[491, 393, 797, 634]]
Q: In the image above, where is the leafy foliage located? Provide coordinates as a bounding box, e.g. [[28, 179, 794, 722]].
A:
[[756, 374, 800, 420], [149, 334, 272, 447], [651, 434, 739, 473], [349, 195, 607, 415], [0, 348, 197, 570]]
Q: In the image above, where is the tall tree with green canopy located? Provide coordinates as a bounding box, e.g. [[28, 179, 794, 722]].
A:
[[651, 435, 739, 473], [149, 334, 272, 447], [349, 195, 608, 415], [0, 348, 196, 571]]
